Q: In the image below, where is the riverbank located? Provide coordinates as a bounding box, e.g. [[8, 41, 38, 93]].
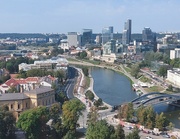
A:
[[74, 67, 112, 112]]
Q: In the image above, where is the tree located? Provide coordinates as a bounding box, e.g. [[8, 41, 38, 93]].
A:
[[157, 66, 168, 78], [145, 106, 156, 129], [8, 86, 18, 93], [85, 90, 94, 101], [55, 92, 68, 104], [0, 105, 16, 138], [86, 120, 114, 139], [130, 64, 140, 78], [125, 127, 140, 139], [49, 103, 61, 121], [55, 70, 65, 83], [167, 84, 173, 91], [6, 62, 14, 73], [82, 67, 89, 76], [87, 106, 99, 125], [16, 106, 49, 139], [114, 125, 125, 139], [155, 112, 169, 131], [63, 131, 76, 139], [136, 106, 147, 125], [62, 98, 85, 132], [78, 51, 87, 59], [118, 103, 134, 122], [94, 98, 103, 107]]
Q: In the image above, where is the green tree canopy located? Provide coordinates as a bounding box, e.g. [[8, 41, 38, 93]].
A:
[[155, 112, 169, 131], [125, 127, 140, 139], [130, 64, 140, 78], [87, 106, 99, 125], [16, 106, 49, 139], [86, 120, 114, 139], [82, 67, 89, 76], [114, 125, 125, 139], [118, 103, 134, 122], [62, 98, 85, 131], [0, 105, 16, 138], [85, 90, 94, 101]]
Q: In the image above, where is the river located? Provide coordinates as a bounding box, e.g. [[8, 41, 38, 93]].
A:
[[90, 67, 180, 128]]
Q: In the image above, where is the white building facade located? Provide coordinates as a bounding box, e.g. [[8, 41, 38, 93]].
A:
[[170, 48, 180, 59], [167, 68, 180, 87]]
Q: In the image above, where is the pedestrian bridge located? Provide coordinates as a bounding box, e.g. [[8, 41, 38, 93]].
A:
[[131, 92, 180, 109]]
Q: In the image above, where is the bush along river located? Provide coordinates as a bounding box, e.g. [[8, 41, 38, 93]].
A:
[[90, 67, 180, 128]]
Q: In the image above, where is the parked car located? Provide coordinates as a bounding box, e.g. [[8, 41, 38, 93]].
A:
[[143, 130, 150, 134], [162, 134, 170, 138], [146, 136, 153, 139]]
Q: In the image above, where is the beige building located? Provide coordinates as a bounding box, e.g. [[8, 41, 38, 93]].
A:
[[0, 86, 55, 120], [167, 68, 180, 87]]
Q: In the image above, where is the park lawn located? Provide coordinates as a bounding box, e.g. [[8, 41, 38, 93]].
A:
[[66, 58, 80, 62], [82, 59, 101, 65], [144, 86, 164, 92], [123, 66, 131, 73], [85, 76, 90, 89], [139, 75, 152, 83]]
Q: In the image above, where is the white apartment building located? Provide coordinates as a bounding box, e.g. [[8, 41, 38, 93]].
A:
[[19, 57, 68, 71], [167, 68, 180, 87], [170, 48, 180, 59], [67, 32, 81, 47]]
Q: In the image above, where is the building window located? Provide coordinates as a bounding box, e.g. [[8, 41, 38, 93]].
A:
[[11, 104, 13, 109], [26, 103, 28, 108], [18, 104, 20, 109]]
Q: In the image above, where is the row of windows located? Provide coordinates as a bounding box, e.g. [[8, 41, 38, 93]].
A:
[[10, 102, 28, 110]]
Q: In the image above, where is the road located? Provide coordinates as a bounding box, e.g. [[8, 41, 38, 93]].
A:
[[63, 66, 78, 99]]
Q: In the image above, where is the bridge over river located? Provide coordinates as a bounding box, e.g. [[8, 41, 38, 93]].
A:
[[131, 92, 180, 109]]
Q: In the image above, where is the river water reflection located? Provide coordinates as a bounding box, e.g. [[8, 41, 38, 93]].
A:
[[90, 67, 180, 128]]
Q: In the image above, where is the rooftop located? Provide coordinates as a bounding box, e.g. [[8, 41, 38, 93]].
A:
[[24, 86, 54, 95], [0, 93, 29, 101]]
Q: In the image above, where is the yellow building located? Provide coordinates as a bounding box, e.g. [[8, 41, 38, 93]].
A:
[[0, 86, 55, 120]]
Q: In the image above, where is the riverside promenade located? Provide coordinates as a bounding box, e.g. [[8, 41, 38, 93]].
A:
[[74, 67, 112, 112]]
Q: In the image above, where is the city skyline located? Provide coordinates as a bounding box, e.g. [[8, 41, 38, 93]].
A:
[[0, 0, 180, 33]]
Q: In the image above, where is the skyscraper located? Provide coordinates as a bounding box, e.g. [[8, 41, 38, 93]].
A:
[[81, 29, 92, 46], [142, 27, 155, 42], [102, 26, 114, 45], [122, 19, 132, 45]]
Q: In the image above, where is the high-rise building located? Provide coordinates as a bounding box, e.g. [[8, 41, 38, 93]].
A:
[[67, 32, 81, 47], [122, 19, 131, 45], [103, 39, 116, 55], [142, 27, 156, 42], [81, 29, 92, 46], [102, 26, 114, 45]]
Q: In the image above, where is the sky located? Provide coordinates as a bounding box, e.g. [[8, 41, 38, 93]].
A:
[[0, 0, 180, 34]]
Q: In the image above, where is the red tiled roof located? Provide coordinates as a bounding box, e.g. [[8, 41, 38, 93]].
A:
[[15, 78, 27, 84], [5, 78, 19, 86], [48, 75, 56, 81], [25, 77, 40, 82]]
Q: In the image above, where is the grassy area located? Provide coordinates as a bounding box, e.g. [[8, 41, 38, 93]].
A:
[[123, 66, 131, 73], [82, 59, 101, 65], [139, 75, 152, 83], [85, 76, 90, 89], [66, 58, 80, 62], [144, 86, 164, 92]]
